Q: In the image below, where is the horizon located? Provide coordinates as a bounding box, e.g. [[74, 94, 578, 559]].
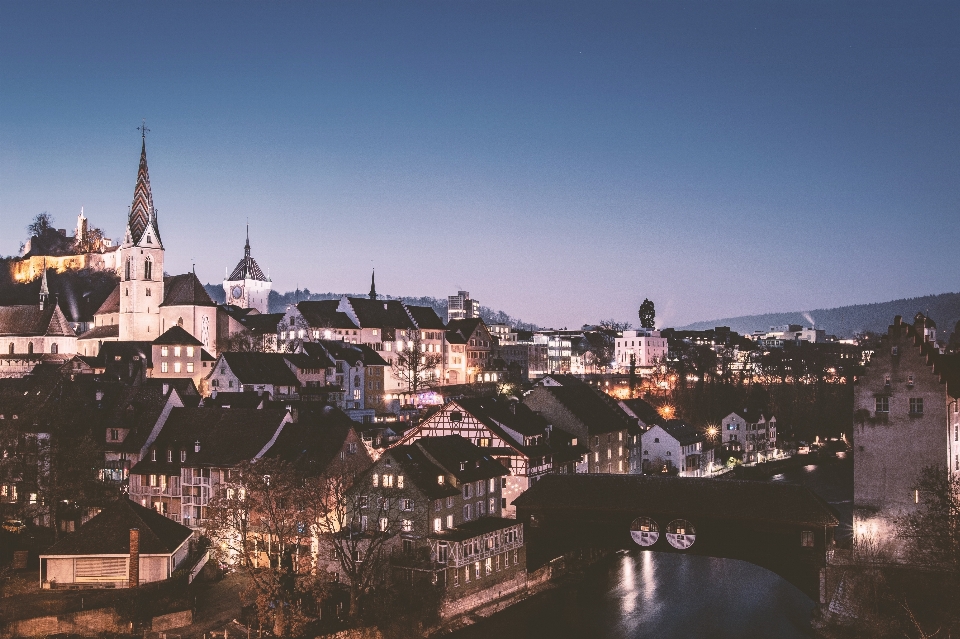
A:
[[2, 2, 958, 329]]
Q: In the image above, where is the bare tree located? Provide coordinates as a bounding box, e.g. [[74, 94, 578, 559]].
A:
[[27, 212, 54, 238], [391, 329, 442, 392], [217, 329, 267, 353]]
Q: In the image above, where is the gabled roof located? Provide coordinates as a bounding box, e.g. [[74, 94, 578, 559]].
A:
[[0, 304, 76, 337], [454, 397, 551, 438], [428, 516, 519, 542], [219, 352, 300, 386], [305, 340, 389, 367], [95, 284, 121, 315], [445, 318, 486, 343], [296, 301, 358, 330], [620, 398, 663, 427], [129, 407, 290, 473], [154, 325, 204, 346], [283, 352, 334, 370], [97, 341, 154, 369], [653, 420, 703, 446], [414, 435, 510, 484], [43, 498, 191, 556], [263, 407, 364, 474], [77, 324, 120, 341], [725, 409, 774, 424], [526, 377, 634, 436], [160, 273, 216, 307], [383, 444, 460, 499], [345, 297, 416, 329], [406, 305, 446, 330]]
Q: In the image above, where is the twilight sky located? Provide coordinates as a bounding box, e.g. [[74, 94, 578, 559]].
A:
[[1, 2, 958, 329]]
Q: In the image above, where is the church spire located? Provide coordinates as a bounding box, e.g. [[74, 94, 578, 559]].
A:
[[244, 224, 251, 260], [39, 258, 49, 309], [126, 122, 161, 247], [369, 269, 377, 300]]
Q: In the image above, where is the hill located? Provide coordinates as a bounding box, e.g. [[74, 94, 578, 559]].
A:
[[203, 285, 541, 331], [0, 258, 119, 323], [678, 292, 960, 340]]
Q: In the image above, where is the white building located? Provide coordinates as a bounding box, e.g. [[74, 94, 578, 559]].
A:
[[447, 291, 480, 323], [615, 329, 668, 371], [639, 421, 705, 477]]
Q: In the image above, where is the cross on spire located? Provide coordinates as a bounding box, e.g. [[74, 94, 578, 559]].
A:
[[137, 119, 150, 140]]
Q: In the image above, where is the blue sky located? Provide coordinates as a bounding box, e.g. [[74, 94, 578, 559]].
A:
[[1, 1, 958, 328]]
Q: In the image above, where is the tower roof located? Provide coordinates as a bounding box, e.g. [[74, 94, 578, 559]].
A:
[[126, 135, 162, 247], [227, 226, 269, 282]]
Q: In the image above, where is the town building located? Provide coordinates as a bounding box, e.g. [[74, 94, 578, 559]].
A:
[[392, 398, 587, 518], [445, 319, 498, 384], [0, 275, 78, 377], [615, 329, 668, 371], [752, 324, 825, 348], [39, 498, 194, 589], [720, 410, 777, 463], [204, 352, 302, 399], [222, 226, 272, 314], [302, 340, 390, 422], [447, 291, 480, 323], [852, 314, 960, 557], [523, 375, 636, 474], [639, 420, 705, 476]]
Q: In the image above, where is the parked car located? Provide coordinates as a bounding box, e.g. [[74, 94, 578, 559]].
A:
[[2, 519, 26, 533]]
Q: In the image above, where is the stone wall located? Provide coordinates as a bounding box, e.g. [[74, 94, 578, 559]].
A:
[[2, 608, 124, 638], [440, 571, 527, 620]]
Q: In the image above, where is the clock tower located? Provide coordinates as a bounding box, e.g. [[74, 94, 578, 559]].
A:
[[223, 226, 271, 313]]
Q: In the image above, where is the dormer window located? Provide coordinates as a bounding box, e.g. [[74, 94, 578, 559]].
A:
[[437, 475, 444, 485], [166, 450, 172, 462], [151, 450, 156, 461], [180, 450, 186, 462]]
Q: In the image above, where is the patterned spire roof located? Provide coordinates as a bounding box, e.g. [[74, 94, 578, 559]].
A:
[[228, 227, 269, 282], [127, 137, 161, 246]]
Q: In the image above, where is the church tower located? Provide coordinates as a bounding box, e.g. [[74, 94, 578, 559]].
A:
[[223, 226, 271, 313], [118, 129, 164, 341]]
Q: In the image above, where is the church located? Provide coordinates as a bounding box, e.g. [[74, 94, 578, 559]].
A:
[[78, 133, 218, 356]]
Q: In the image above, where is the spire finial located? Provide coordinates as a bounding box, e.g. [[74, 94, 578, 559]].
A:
[[244, 224, 251, 258], [138, 119, 150, 141], [369, 268, 377, 300]]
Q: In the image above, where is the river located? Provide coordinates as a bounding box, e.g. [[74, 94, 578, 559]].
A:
[[447, 457, 852, 639]]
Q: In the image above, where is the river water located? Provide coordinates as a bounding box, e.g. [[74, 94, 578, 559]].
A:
[[447, 458, 852, 639]]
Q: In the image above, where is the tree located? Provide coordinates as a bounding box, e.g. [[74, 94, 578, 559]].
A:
[[218, 329, 267, 353], [897, 465, 960, 572], [75, 226, 108, 254], [27, 212, 54, 238], [391, 329, 442, 392], [638, 298, 656, 329]]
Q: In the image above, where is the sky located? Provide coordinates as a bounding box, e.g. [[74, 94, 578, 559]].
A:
[[1, 2, 958, 329]]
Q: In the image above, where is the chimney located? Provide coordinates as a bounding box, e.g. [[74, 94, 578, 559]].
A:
[[128, 528, 140, 588]]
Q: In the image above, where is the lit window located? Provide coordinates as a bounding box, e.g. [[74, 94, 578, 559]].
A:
[[437, 474, 444, 485], [372, 474, 379, 487], [187, 346, 194, 357], [434, 518, 442, 532], [174, 346, 181, 357], [397, 475, 404, 489], [174, 362, 182, 373], [402, 519, 412, 532], [161, 346, 169, 357], [161, 362, 168, 373], [446, 514, 453, 528], [187, 362, 194, 373]]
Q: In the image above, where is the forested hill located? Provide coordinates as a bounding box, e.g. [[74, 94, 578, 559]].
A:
[[678, 292, 960, 339], [203, 285, 541, 331]]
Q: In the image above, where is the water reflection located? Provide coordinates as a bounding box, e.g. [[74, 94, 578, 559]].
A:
[[448, 552, 815, 639]]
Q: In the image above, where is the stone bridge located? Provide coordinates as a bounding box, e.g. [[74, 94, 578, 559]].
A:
[[513, 474, 839, 600]]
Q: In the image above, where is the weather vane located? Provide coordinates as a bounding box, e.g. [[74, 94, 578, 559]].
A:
[[137, 119, 150, 140]]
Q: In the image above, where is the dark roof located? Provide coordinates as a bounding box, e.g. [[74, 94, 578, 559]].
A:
[[220, 352, 300, 386], [345, 297, 415, 329], [445, 318, 486, 343], [728, 409, 773, 423], [428, 516, 520, 542], [655, 420, 703, 446], [105, 379, 199, 454], [454, 397, 551, 438], [129, 407, 289, 473], [240, 312, 284, 334], [97, 341, 154, 369], [527, 378, 634, 436], [384, 445, 460, 499], [77, 324, 120, 341], [620, 398, 663, 426], [160, 273, 216, 307], [296, 301, 358, 330], [263, 407, 363, 474], [414, 435, 510, 484], [201, 348, 216, 361], [305, 340, 389, 367], [0, 304, 75, 337], [283, 352, 334, 370], [43, 498, 191, 556], [95, 284, 121, 315], [512, 474, 840, 528], [154, 325, 204, 346], [406, 305, 446, 330], [201, 391, 266, 409]]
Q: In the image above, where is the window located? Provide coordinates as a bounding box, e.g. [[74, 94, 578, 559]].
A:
[[477, 480, 485, 496], [446, 514, 453, 528], [401, 499, 413, 511], [379, 517, 388, 532], [167, 450, 173, 462], [110, 429, 119, 441], [372, 474, 379, 487], [475, 562, 481, 579], [446, 496, 454, 508], [876, 397, 889, 414], [654, 438, 659, 443], [477, 500, 485, 516], [489, 497, 497, 513], [910, 398, 924, 415], [801, 531, 814, 547], [144, 258, 152, 280], [359, 495, 368, 509], [174, 362, 181, 373], [434, 518, 442, 532], [463, 504, 472, 521], [187, 362, 194, 373], [382, 474, 394, 487], [437, 475, 444, 485], [463, 484, 472, 499], [489, 478, 497, 493], [485, 558, 492, 575], [181, 450, 186, 462]]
